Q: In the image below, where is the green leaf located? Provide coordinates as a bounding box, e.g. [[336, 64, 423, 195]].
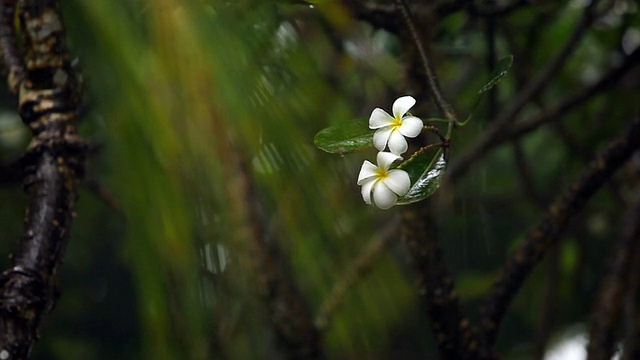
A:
[[459, 55, 513, 126], [477, 55, 513, 96], [313, 118, 373, 154], [396, 148, 446, 204]]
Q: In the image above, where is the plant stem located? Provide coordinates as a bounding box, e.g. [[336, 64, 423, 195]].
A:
[[393, 0, 458, 141]]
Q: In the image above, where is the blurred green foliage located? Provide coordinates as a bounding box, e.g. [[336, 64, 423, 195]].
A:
[[0, 0, 637, 359]]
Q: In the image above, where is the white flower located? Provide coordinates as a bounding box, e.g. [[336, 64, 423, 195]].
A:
[[369, 95, 424, 155], [357, 152, 411, 209]]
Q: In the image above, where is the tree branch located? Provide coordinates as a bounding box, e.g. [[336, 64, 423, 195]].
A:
[[0, 0, 24, 95], [587, 183, 640, 359], [479, 117, 640, 350], [447, 45, 640, 184], [230, 151, 321, 359], [402, 203, 490, 359], [315, 216, 400, 331], [0, 0, 86, 358], [394, 0, 457, 125], [622, 215, 640, 360]]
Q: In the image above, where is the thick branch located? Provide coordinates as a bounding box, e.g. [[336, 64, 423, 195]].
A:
[[0, 0, 24, 95], [402, 203, 489, 359], [0, 0, 85, 358], [622, 222, 640, 360], [231, 152, 321, 359], [480, 117, 640, 350], [446, 28, 640, 185], [587, 189, 640, 360]]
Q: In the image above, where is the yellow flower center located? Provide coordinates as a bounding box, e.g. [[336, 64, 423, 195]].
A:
[[392, 116, 403, 130], [375, 168, 388, 179]]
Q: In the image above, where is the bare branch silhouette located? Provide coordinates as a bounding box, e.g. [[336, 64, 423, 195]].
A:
[[587, 156, 640, 360], [315, 217, 401, 331], [402, 203, 490, 359], [447, 30, 640, 185], [480, 117, 640, 350]]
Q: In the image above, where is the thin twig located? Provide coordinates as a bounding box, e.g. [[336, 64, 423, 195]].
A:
[[446, 1, 613, 183], [511, 140, 546, 210], [82, 176, 123, 215], [393, 0, 458, 126], [502, 0, 598, 127], [586, 185, 640, 360], [447, 45, 640, 184], [315, 216, 401, 331], [507, 46, 640, 139], [0, 0, 24, 95], [479, 116, 640, 350]]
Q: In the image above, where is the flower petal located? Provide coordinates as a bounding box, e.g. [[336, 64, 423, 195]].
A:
[[398, 116, 423, 138], [357, 160, 378, 185], [360, 178, 376, 205], [387, 131, 409, 155], [373, 127, 393, 151], [369, 108, 394, 129], [372, 182, 398, 209], [392, 96, 416, 119], [376, 151, 402, 170], [384, 169, 410, 196]]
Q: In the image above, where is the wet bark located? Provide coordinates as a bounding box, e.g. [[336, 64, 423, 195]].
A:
[[0, 0, 85, 358]]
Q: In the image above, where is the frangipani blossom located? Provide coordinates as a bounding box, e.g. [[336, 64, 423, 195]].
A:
[[357, 152, 411, 209], [369, 96, 424, 155]]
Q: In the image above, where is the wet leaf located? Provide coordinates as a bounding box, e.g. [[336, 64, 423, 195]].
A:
[[477, 55, 513, 96], [460, 55, 513, 126], [396, 148, 446, 204], [313, 118, 373, 154]]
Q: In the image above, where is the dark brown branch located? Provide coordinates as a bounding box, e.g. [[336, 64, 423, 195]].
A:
[[315, 216, 400, 331], [511, 136, 558, 360], [587, 186, 640, 360], [254, 236, 322, 360], [394, 0, 457, 124], [0, 0, 85, 358], [512, 140, 546, 209], [533, 245, 559, 360], [501, 1, 598, 126], [622, 157, 640, 360], [506, 45, 640, 139], [447, 44, 640, 184], [480, 117, 640, 351], [231, 151, 322, 359], [447, 1, 626, 183], [402, 203, 490, 359], [622, 222, 640, 360], [0, 0, 24, 95]]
